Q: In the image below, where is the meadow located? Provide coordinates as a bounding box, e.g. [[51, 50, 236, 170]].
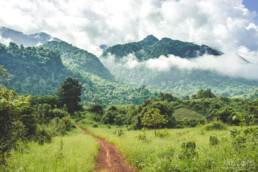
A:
[[80, 122, 257, 172], [4, 127, 99, 172]]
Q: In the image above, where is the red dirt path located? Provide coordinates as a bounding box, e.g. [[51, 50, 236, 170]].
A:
[[76, 123, 137, 172]]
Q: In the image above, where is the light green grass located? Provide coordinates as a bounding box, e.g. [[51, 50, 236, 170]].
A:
[[5, 127, 99, 172], [84, 124, 257, 171], [173, 108, 204, 120]]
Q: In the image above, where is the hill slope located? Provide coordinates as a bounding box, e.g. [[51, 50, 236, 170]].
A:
[[0, 42, 81, 95], [43, 41, 113, 80]]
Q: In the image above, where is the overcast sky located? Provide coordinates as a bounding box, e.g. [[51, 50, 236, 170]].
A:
[[0, 0, 258, 80]]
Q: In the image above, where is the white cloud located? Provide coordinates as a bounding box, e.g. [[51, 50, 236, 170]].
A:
[[0, 35, 11, 45], [0, 0, 258, 79]]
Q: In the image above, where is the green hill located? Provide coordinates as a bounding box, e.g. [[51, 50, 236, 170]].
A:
[[0, 42, 82, 95], [43, 41, 113, 80]]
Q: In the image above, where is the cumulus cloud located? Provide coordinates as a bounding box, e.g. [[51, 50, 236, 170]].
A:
[[0, 0, 258, 79]]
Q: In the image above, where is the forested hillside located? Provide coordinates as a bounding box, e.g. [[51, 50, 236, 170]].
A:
[[0, 42, 157, 106], [102, 35, 222, 61], [43, 41, 113, 80], [0, 42, 81, 95]]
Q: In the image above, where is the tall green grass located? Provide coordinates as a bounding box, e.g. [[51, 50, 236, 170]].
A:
[[84, 124, 257, 171], [5, 127, 99, 172]]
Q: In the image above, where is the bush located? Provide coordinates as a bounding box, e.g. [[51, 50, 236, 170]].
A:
[[35, 127, 52, 145], [181, 141, 197, 158], [92, 124, 98, 128], [50, 109, 69, 119], [136, 128, 147, 141], [156, 129, 169, 138], [51, 116, 72, 135], [209, 135, 219, 145], [205, 122, 227, 130], [114, 129, 124, 137]]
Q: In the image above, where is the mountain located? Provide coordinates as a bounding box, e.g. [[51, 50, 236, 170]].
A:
[[43, 41, 114, 80], [100, 35, 258, 98], [0, 42, 82, 95], [102, 35, 222, 61], [0, 42, 157, 106], [0, 27, 62, 46], [42, 41, 157, 105]]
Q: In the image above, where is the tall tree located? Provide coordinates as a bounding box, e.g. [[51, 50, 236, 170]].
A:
[[56, 77, 82, 114]]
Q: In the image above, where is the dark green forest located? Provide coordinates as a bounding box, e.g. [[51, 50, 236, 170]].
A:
[[0, 42, 81, 95], [102, 35, 221, 61]]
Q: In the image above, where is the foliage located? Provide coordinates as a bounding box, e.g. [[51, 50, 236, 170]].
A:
[[0, 82, 36, 164], [192, 89, 216, 99], [156, 129, 169, 138], [114, 129, 125, 137], [181, 141, 197, 158], [205, 122, 228, 130], [35, 127, 52, 145], [141, 108, 168, 136], [209, 135, 220, 145], [0, 43, 81, 96], [56, 77, 82, 114]]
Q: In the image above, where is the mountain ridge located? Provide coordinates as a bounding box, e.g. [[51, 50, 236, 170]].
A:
[[0, 26, 62, 47]]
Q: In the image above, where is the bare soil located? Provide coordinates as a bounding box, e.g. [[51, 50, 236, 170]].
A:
[[76, 123, 137, 172]]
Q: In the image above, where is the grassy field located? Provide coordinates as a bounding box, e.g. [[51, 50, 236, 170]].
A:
[[80, 122, 257, 171], [5, 127, 99, 172]]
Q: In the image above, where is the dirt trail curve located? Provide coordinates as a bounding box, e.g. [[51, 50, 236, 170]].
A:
[[76, 123, 137, 172]]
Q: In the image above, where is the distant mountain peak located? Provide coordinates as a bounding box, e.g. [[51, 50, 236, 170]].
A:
[[143, 34, 159, 42]]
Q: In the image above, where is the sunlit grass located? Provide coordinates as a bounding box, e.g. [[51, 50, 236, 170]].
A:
[[83, 124, 257, 171], [6, 127, 99, 172]]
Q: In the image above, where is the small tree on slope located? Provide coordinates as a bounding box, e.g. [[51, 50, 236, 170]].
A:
[[141, 108, 168, 137]]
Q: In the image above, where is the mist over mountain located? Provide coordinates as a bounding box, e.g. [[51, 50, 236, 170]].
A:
[[100, 35, 258, 97], [0, 27, 62, 47]]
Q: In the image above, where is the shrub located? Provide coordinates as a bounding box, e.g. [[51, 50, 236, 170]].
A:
[[136, 128, 147, 141], [50, 108, 69, 119], [51, 116, 72, 136], [35, 127, 52, 145], [205, 122, 227, 130], [181, 141, 197, 158], [209, 135, 219, 145], [156, 129, 169, 138], [92, 124, 98, 128], [114, 129, 124, 137]]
